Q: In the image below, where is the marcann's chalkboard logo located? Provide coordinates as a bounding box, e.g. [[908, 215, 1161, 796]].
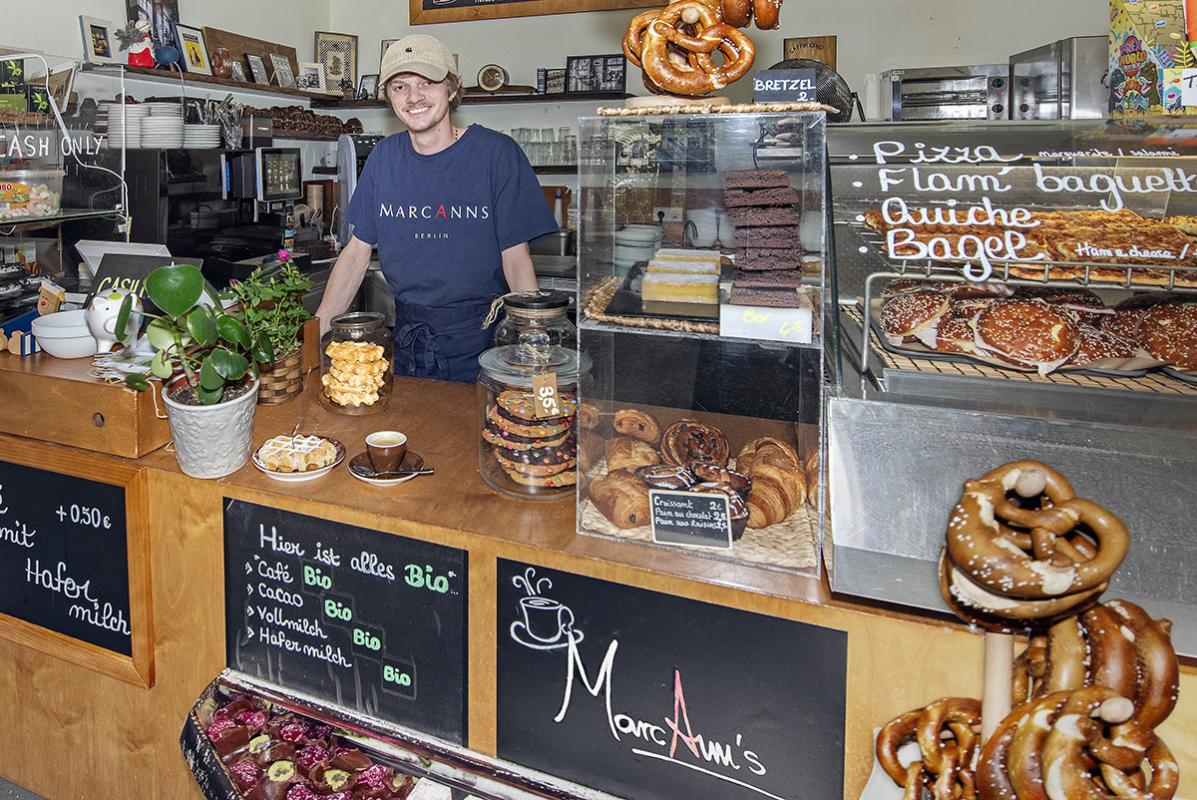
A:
[[515, 566, 781, 800]]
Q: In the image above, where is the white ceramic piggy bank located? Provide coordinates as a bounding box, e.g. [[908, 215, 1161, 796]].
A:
[[86, 288, 143, 353]]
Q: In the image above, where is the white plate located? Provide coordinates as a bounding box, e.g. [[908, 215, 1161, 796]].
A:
[[251, 436, 346, 482]]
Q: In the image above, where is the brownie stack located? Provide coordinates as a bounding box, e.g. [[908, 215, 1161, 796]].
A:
[[724, 168, 803, 307]]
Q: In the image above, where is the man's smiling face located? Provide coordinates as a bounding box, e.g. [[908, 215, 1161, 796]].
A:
[[386, 73, 453, 134]]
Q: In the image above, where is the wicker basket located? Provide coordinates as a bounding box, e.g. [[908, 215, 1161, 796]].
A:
[[257, 347, 304, 405]]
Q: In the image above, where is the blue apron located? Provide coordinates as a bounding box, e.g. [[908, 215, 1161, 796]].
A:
[[393, 300, 494, 383]]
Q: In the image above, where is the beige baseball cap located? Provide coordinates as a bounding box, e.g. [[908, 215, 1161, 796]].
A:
[[380, 35, 458, 86]]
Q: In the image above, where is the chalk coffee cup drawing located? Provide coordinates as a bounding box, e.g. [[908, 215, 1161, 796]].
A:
[[366, 431, 407, 474], [520, 595, 574, 644]]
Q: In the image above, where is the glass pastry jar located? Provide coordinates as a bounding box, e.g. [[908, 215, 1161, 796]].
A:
[[320, 312, 393, 415], [477, 330, 590, 500], [493, 291, 577, 349]]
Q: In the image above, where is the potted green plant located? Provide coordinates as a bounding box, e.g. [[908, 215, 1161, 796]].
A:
[[228, 257, 314, 405], [117, 263, 274, 479]]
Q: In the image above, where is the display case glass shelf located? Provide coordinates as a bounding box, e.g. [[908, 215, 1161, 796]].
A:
[[575, 112, 828, 576]]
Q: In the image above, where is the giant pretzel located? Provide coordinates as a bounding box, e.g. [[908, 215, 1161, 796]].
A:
[[876, 698, 981, 800], [976, 687, 1179, 800], [622, 0, 756, 97], [1012, 599, 1179, 734], [939, 461, 1130, 631]]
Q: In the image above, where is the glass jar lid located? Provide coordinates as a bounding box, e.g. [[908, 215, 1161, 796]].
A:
[[503, 290, 570, 311], [331, 311, 384, 333], [478, 329, 590, 387]]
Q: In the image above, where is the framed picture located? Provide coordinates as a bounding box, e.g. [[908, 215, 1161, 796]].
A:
[[270, 53, 296, 88], [228, 61, 247, 83], [296, 62, 327, 93], [358, 73, 379, 100], [565, 54, 625, 94], [410, 0, 657, 25], [47, 66, 77, 111], [381, 39, 398, 69], [246, 53, 270, 85], [79, 16, 119, 65], [315, 31, 357, 95], [173, 22, 212, 75], [126, 0, 179, 49]]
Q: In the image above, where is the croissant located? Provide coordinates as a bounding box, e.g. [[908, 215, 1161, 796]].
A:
[[738, 437, 805, 528], [589, 468, 651, 529], [606, 436, 661, 472], [736, 437, 799, 473]]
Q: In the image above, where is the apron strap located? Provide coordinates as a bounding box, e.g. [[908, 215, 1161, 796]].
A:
[[394, 321, 449, 378]]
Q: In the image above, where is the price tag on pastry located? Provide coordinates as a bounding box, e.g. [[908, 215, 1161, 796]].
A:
[[532, 371, 562, 419], [649, 489, 733, 549]]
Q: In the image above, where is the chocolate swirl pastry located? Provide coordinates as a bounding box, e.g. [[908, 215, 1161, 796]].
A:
[[660, 420, 730, 469], [691, 464, 751, 497], [635, 463, 697, 490]]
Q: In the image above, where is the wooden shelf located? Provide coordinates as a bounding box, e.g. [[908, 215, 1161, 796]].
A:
[[312, 91, 635, 109], [83, 63, 344, 105]]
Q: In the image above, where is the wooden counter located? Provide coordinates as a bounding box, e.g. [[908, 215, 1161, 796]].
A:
[[1, 376, 1195, 799]]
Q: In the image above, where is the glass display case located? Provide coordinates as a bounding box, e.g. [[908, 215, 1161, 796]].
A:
[[825, 118, 1197, 654], [575, 112, 829, 575]]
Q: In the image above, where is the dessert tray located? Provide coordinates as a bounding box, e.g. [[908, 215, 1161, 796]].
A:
[[252, 435, 346, 482]]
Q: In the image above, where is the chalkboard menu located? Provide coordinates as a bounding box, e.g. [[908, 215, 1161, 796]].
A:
[[497, 560, 847, 800], [650, 490, 732, 549], [0, 461, 131, 655], [223, 500, 468, 744]]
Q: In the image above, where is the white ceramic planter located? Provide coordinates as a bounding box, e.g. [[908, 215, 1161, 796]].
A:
[[162, 379, 259, 479]]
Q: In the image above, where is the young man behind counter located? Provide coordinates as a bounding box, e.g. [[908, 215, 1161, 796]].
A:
[[316, 34, 558, 383]]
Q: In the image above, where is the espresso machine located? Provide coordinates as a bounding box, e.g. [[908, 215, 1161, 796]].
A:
[[337, 133, 383, 247]]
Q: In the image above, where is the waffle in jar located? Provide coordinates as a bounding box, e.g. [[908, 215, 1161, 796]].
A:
[[322, 340, 388, 407]]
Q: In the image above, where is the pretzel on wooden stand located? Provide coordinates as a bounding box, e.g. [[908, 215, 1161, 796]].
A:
[[622, 0, 757, 97], [876, 698, 982, 800]]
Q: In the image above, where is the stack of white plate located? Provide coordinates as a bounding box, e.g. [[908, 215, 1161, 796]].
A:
[[613, 224, 664, 271], [145, 101, 184, 118], [141, 115, 185, 148], [184, 124, 222, 149], [104, 104, 148, 149]]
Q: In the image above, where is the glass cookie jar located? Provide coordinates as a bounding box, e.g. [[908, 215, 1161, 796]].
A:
[[320, 312, 393, 415], [477, 330, 590, 500], [493, 291, 577, 349]]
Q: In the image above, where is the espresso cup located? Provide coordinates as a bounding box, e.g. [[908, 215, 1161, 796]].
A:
[[520, 595, 574, 643], [366, 431, 407, 474]]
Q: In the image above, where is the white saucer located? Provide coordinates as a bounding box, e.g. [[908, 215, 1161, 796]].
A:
[[347, 451, 425, 487], [509, 621, 583, 651]]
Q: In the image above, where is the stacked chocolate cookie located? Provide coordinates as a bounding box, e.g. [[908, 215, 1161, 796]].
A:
[[483, 390, 579, 489], [725, 168, 803, 307]]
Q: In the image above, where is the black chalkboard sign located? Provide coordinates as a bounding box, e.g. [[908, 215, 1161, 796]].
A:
[[223, 500, 468, 744], [650, 490, 732, 549], [0, 461, 131, 655], [753, 69, 818, 103], [497, 560, 847, 800]]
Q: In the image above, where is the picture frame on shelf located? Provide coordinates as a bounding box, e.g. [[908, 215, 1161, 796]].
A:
[[270, 53, 296, 88], [296, 62, 327, 93], [228, 61, 247, 83], [381, 38, 398, 69], [46, 66, 76, 112], [246, 53, 270, 85], [125, 0, 179, 48], [565, 54, 625, 94], [173, 22, 212, 75], [358, 73, 379, 101], [79, 16, 120, 65], [315, 31, 357, 95]]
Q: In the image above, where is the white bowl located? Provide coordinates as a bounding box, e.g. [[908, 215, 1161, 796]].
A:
[[37, 333, 98, 358], [31, 310, 91, 338]]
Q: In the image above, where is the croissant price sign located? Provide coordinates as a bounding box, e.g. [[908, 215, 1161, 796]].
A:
[[752, 69, 817, 103], [497, 561, 848, 800]]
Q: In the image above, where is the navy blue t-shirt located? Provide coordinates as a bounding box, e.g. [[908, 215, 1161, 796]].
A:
[[346, 126, 558, 309]]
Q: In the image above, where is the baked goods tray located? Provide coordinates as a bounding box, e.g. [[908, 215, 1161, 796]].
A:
[[862, 299, 1160, 379], [846, 216, 1197, 292], [602, 262, 721, 322], [839, 303, 1197, 417]]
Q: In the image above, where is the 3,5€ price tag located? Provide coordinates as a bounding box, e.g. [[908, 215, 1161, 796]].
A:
[[532, 372, 561, 419]]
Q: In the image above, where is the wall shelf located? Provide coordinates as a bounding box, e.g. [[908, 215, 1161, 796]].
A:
[[82, 63, 343, 105], [312, 91, 634, 109]]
